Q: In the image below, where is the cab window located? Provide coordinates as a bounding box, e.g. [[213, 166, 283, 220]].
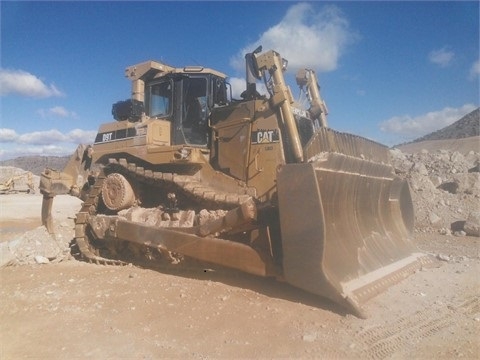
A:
[[148, 81, 172, 118], [183, 77, 208, 145]]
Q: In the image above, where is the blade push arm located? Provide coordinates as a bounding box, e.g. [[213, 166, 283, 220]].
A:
[[253, 50, 305, 163], [296, 69, 328, 128]]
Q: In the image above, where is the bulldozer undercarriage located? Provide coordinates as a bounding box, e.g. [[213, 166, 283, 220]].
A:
[[73, 158, 278, 278]]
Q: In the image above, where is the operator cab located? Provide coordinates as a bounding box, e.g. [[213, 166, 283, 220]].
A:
[[145, 72, 228, 147]]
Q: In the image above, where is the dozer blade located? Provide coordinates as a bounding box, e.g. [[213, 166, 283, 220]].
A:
[[277, 130, 429, 318]]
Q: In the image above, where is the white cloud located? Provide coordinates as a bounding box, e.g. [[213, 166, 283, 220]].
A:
[[0, 128, 19, 142], [228, 77, 246, 99], [37, 106, 77, 118], [469, 59, 480, 80], [0, 128, 97, 160], [428, 47, 455, 68], [50, 106, 69, 117], [0, 68, 64, 97], [230, 3, 357, 74], [228, 77, 267, 99], [66, 129, 97, 144], [17, 129, 68, 145], [379, 104, 477, 138], [0, 128, 96, 145]]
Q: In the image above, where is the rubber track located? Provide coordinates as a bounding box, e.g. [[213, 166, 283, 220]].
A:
[[75, 158, 253, 265]]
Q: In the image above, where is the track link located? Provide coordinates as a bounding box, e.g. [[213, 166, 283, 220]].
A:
[[75, 158, 254, 265], [74, 170, 126, 265], [106, 158, 252, 208]]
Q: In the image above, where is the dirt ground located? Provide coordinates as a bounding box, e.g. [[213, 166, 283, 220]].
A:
[[0, 193, 479, 359]]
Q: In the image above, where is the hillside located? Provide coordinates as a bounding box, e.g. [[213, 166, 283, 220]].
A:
[[0, 155, 69, 176], [396, 107, 479, 154], [413, 107, 479, 142], [397, 107, 479, 146]]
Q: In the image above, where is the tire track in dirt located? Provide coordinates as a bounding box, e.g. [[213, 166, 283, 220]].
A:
[[356, 295, 479, 359]]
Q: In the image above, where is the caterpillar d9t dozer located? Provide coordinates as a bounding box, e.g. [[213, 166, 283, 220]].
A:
[[40, 47, 428, 318]]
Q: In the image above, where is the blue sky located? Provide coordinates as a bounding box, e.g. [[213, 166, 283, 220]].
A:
[[1, 1, 478, 160]]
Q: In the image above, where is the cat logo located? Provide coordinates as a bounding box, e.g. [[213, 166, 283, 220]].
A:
[[252, 129, 280, 144]]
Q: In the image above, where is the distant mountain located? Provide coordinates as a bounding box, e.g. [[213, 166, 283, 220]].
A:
[[0, 155, 69, 176], [395, 108, 479, 154], [409, 108, 479, 143]]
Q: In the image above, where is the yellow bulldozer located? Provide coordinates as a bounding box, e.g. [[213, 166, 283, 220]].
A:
[[0, 171, 35, 194], [39, 47, 429, 317]]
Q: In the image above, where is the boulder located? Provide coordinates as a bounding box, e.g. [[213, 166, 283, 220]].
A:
[[464, 211, 480, 237]]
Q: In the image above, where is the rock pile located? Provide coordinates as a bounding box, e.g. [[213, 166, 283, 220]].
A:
[[390, 148, 480, 236], [0, 220, 75, 267]]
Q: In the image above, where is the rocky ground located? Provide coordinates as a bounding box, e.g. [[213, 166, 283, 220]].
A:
[[0, 138, 479, 359], [392, 139, 479, 235]]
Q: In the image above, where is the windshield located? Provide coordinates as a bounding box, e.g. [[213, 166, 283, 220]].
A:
[[295, 114, 315, 147], [148, 81, 172, 118]]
